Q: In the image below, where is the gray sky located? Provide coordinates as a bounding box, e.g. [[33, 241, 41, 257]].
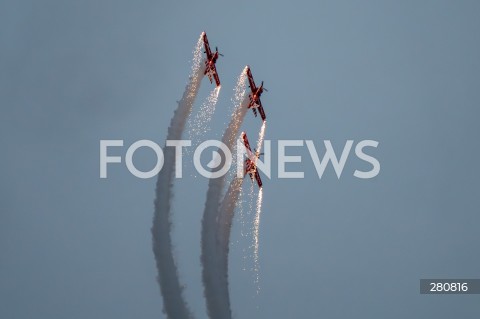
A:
[[1, 1, 479, 318]]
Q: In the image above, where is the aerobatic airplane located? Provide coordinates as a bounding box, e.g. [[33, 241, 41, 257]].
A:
[[202, 32, 222, 87], [241, 131, 263, 188], [246, 66, 267, 121]]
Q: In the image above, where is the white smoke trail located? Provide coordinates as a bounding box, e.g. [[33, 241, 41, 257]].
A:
[[256, 121, 267, 155], [245, 183, 255, 269], [216, 176, 243, 308], [253, 187, 263, 290], [152, 32, 205, 319], [201, 67, 248, 319], [218, 177, 244, 266], [252, 121, 266, 292], [188, 86, 221, 145]]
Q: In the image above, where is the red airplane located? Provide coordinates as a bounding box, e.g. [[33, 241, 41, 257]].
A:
[[241, 132, 263, 188], [246, 66, 267, 121], [202, 32, 222, 87]]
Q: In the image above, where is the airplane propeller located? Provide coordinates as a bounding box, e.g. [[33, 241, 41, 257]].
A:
[[215, 46, 224, 57], [261, 81, 268, 92], [254, 148, 264, 157]]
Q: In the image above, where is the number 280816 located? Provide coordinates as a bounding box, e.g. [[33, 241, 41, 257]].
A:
[[430, 282, 468, 292]]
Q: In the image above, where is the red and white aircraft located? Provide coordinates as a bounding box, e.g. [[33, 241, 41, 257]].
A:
[[246, 66, 267, 122], [202, 32, 222, 87], [241, 131, 263, 188]]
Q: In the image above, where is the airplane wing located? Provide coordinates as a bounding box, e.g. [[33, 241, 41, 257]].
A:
[[246, 67, 257, 92], [257, 100, 266, 121], [203, 33, 212, 59], [254, 171, 263, 188], [213, 70, 221, 87], [241, 132, 253, 156]]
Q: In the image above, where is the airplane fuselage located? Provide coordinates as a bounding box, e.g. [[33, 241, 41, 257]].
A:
[[249, 93, 261, 108], [249, 87, 263, 105], [245, 159, 257, 174]]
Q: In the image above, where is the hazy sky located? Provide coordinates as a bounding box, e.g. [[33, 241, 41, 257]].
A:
[[1, 1, 479, 318]]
